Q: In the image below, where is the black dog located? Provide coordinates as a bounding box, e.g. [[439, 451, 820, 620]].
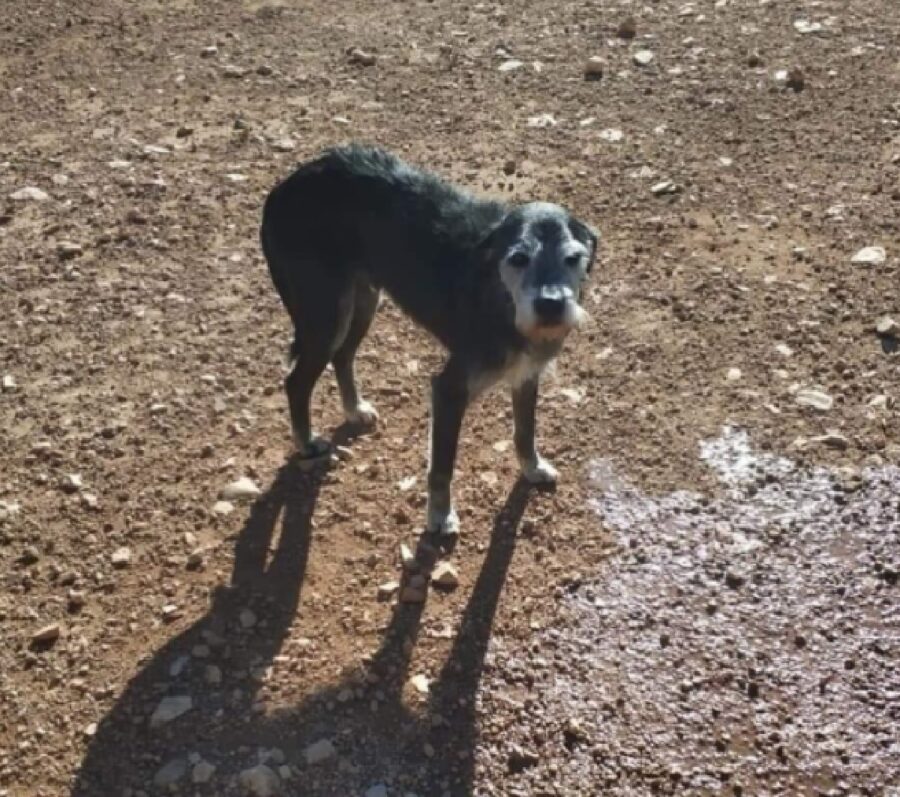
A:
[[261, 145, 597, 534]]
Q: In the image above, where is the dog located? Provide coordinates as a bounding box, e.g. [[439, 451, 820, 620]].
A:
[[261, 145, 598, 534]]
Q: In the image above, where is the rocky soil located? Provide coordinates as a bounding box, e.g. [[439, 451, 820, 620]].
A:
[[0, 0, 897, 795]]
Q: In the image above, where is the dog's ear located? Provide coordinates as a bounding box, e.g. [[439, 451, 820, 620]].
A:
[[568, 216, 599, 273], [476, 214, 513, 267]]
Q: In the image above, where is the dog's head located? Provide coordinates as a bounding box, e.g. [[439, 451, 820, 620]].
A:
[[481, 202, 598, 343]]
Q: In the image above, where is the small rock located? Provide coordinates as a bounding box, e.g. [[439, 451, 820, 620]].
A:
[[150, 695, 192, 727], [795, 388, 834, 411], [793, 19, 823, 35], [785, 67, 805, 91], [256, 64, 274, 76], [304, 738, 336, 765], [201, 45, 218, 57], [1, 374, 16, 392], [111, 546, 132, 568], [851, 246, 886, 266], [10, 186, 50, 202], [213, 500, 235, 516], [431, 561, 459, 589], [583, 56, 605, 80], [205, 664, 223, 685], [633, 50, 654, 67], [57, 241, 83, 260], [220, 477, 261, 500], [83, 722, 97, 738], [169, 655, 189, 677], [775, 343, 793, 357], [725, 367, 742, 382], [616, 16, 637, 39], [348, 47, 376, 66], [377, 581, 400, 601], [222, 64, 248, 78], [498, 59, 524, 72], [875, 316, 898, 336], [725, 569, 746, 589], [365, 786, 388, 797], [650, 180, 680, 196], [239, 608, 258, 629], [68, 589, 86, 610], [599, 128, 624, 143], [810, 431, 849, 450], [31, 623, 61, 645], [508, 745, 540, 773], [61, 473, 83, 494], [238, 764, 280, 796], [154, 757, 188, 789], [272, 138, 295, 152], [192, 760, 217, 784], [409, 673, 431, 694]]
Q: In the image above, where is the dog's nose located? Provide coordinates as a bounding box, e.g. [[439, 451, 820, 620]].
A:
[[533, 295, 566, 322]]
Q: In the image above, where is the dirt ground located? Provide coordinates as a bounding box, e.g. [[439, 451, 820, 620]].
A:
[[1, 0, 898, 795]]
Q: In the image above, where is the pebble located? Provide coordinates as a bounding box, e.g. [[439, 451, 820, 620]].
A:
[[810, 431, 849, 451], [238, 764, 280, 796], [875, 317, 897, 335], [31, 623, 61, 645], [431, 561, 459, 589], [633, 50, 654, 67], [272, 138, 295, 152], [1, 374, 16, 392], [239, 608, 258, 629], [795, 388, 834, 411], [154, 757, 188, 789], [793, 19, 823, 35], [220, 476, 262, 500], [583, 56, 605, 80], [399, 543, 416, 570], [348, 47, 377, 66], [726, 367, 742, 382], [851, 246, 886, 266], [61, 473, 83, 493], [498, 59, 524, 72], [785, 67, 805, 91], [365, 785, 388, 797], [57, 241, 83, 260], [222, 64, 248, 78], [599, 128, 624, 142], [304, 738, 336, 765], [410, 673, 431, 694], [616, 17, 637, 39], [377, 581, 400, 601], [650, 180, 680, 196], [192, 760, 216, 784], [213, 500, 235, 516], [111, 546, 132, 568], [150, 695, 192, 727], [10, 186, 50, 201], [205, 664, 223, 685]]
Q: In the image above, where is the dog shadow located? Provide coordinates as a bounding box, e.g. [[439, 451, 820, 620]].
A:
[[71, 451, 532, 796]]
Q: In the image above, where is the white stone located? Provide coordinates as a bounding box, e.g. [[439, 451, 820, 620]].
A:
[[213, 500, 235, 516], [111, 546, 132, 568], [851, 246, 886, 265], [599, 128, 624, 142], [875, 316, 897, 335], [431, 561, 460, 589], [2, 374, 17, 392], [192, 760, 216, 784], [304, 738, 336, 765], [498, 59, 524, 72], [795, 388, 834, 411], [633, 50, 654, 66], [365, 785, 389, 797], [10, 186, 49, 201], [220, 476, 262, 500], [238, 764, 280, 796], [150, 695, 192, 727], [410, 673, 431, 694]]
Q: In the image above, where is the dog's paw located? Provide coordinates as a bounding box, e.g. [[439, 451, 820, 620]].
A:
[[295, 436, 331, 460], [345, 400, 379, 428], [522, 456, 558, 485], [426, 506, 460, 536]]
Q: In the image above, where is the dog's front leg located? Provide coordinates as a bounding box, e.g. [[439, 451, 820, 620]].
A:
[[426, 359, 469, 535], [512, 377, 558, 484]]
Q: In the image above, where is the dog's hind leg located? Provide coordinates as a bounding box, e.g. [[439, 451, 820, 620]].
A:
[[285, 278, 354, 458], [332, 278, 380, 428]]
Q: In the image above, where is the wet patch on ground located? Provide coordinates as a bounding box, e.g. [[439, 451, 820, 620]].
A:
[[475, 428, 899, 796]]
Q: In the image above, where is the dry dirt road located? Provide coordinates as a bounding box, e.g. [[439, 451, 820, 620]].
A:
[[1, 0, 898, 795]]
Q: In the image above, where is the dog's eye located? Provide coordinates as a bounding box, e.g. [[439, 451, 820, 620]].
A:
[[564, 253, 582, 267], [507, 252, 530, 269]]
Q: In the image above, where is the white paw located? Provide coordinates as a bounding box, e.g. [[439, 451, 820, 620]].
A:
[[426, 506, 460, 536], [296, 436, 330, 460], [346, 400, 379, 428], [522, 456, 558, 485]]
